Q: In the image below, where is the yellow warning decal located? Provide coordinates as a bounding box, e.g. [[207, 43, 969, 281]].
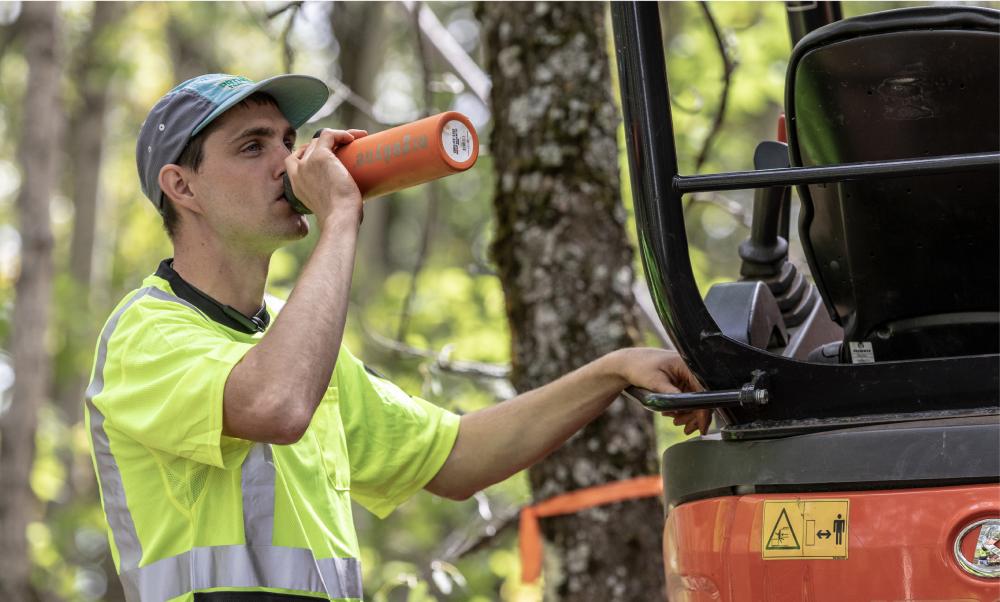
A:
[[762, 499, 849, 560]]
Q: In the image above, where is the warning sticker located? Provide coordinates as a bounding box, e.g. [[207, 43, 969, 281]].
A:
[[762, 499, 849, 559], [849, 341, 875, 364]]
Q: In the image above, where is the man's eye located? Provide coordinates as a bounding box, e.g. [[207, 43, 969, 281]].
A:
[[284, 139, 295, 150], [242, 141, 262, 153]]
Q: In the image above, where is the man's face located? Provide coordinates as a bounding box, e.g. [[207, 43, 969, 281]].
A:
[[186, 101, 308, 250]]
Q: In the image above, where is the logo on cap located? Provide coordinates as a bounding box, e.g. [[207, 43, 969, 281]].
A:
[[218, 76, 252, 89]]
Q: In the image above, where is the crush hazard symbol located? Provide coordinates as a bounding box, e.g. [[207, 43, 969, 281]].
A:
[[765, 508, 801, 550], [761, 499, 849, 560]]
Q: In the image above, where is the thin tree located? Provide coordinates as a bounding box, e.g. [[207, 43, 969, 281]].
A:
[[480, 2, 666, 600], [0, 2, 63, 599], [59, 0, 128, 487], [328, 1, 396, 293], [166, 3, 224, 83]]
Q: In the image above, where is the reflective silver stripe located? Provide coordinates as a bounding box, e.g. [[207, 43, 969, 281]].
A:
[[242, 443, 275, 545], [86, 287, 155, 571], [146, 286, 204, 315], [321, 553, 365, 599], [89, 285, 363, 600], [86, 287, 154, 402], [87, 286, 210, 570], [119, 545, 363, 602]]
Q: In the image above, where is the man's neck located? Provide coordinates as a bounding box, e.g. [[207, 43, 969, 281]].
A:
[[171, 239, 270, 317]]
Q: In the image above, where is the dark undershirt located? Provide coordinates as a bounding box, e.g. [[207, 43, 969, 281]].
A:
[[156, 258, 270, 334]]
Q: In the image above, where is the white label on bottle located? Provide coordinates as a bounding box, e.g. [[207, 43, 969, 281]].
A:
[[441, 120, 473, 163]]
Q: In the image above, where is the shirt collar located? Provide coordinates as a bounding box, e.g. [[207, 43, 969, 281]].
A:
[[155, 258, 270, 334]]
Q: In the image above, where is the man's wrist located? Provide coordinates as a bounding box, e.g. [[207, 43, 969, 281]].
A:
[[596, 349, 630, 390], [319, 203, 363, 233]]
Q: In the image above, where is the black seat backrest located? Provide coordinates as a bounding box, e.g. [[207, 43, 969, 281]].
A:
[[786, 6, 1000, 362]]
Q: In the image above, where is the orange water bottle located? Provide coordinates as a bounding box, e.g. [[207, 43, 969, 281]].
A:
[[283, 111, 479, 214]]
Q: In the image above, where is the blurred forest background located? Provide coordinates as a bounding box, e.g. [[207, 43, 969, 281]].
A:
[[0, 1, 956, 601]]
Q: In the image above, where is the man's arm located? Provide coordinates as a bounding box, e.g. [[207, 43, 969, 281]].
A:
[[424, 347, 709, 500], [222, 129, 365, 444]]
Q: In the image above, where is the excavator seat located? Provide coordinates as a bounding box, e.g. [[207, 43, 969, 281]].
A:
[[785, 6, 1000, 363]]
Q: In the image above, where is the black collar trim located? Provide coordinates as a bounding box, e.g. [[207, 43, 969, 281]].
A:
[[155, 258, 270, 334]]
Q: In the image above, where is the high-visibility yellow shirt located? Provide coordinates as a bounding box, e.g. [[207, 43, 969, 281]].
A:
[[85, 266, 460, 601]]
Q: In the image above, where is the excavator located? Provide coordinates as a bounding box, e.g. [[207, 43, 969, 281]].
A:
[[611, 2, 1000, 599]]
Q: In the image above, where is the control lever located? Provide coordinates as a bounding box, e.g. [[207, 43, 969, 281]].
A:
[[623, 370, 769, 412]]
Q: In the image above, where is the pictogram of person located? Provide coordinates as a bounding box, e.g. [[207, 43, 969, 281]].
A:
[[833, 514, 846, 545]]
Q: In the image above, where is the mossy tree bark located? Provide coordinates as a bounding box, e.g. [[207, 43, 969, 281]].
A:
[[480, 2, 665, 600]]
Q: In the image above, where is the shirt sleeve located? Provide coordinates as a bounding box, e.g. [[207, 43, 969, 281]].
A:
[[93, 298, 254, 469], [335, 348, 460, 518]]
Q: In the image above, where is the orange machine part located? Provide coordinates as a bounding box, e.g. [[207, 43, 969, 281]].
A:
[[336, 111, 479, 201], [663, 484, 1000, 601]]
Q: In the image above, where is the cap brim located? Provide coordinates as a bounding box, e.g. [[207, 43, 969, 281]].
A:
[[191, 74, 330, 136]]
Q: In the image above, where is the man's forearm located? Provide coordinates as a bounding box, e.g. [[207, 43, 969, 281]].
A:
[[223, 211, 360, 443], [426, 353, 627, 499]]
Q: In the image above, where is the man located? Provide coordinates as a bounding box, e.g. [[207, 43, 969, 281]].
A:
[[86, 73, 710, 601]]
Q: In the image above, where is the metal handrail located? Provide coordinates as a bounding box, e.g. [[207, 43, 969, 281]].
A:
[[675, 152, 1000, 193]]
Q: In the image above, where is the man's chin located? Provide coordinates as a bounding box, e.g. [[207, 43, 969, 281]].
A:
[[258, 216, 309, 252]]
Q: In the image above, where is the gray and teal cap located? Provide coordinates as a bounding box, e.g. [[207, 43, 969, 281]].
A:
[[136, 73, 330, 213]]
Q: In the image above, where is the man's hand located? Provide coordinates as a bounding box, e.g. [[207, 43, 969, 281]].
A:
[[426, 346, 711, 500], [224, 128, 369, 444], [669, 408, 712, 436], [284, 128, 368, 227], [606, 347, 711, 436]]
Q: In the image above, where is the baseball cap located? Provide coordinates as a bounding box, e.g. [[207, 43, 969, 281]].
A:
[[136, 73, 330, 212]]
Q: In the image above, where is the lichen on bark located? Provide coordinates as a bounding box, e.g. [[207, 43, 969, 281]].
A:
[[480, 2, 666, 600]]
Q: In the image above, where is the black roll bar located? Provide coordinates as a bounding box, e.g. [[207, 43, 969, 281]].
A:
[[785, 1, 843, 46], [610, 1, 1000, 426], [676, 152, 1000, 193]]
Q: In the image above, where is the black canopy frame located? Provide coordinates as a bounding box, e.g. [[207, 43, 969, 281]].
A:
[[609, 1, 1000, 429]]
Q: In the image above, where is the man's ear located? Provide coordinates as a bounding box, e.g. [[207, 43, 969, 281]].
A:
[[159, 164, 203, 215]]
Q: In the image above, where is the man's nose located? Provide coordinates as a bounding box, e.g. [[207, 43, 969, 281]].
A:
[[273, 145, 292, 180]]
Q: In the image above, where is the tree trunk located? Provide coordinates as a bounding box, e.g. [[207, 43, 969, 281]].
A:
[[61, 0, 126, 431], [166, 4, 223, 84], [329, 1, 395, 292], [51, 10, 130, 602], [330, 1, 385, 131], [480, 2, 665, 600], [0, 3, 62, 599]]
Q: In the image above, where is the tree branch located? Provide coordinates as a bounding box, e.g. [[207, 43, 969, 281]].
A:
[[363, 322, 511, 380], [242, 1, 393, 127], [308, 72, 398, 127], [694, 0, 735, 174], [688, 192, 752, 228], [266, 0, 302, 20], [436, 505, 521, 562], [276, 2, 303, 73], [395, 1, 439, 343], [412, 2, 434, 116], [670, 87, 705, 115], [399, 0, 491, 104]]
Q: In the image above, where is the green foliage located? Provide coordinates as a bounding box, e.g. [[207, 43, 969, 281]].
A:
[[0, 1, 962, 599]]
